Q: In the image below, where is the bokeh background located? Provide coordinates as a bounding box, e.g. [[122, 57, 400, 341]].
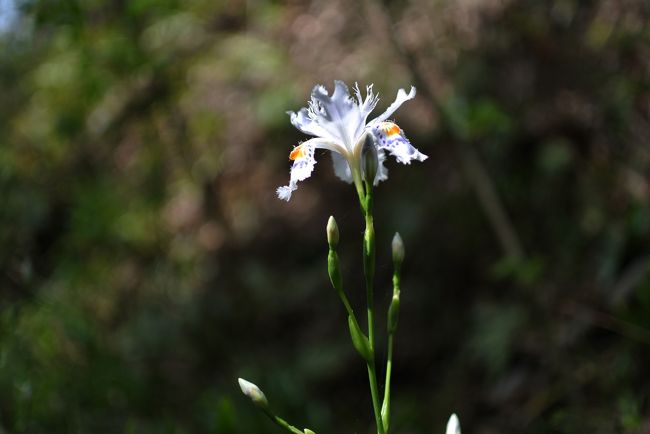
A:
[[2, 0, 650, 433]]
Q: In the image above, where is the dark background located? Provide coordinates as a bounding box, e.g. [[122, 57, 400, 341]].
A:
[[1, 0, 650, 433]]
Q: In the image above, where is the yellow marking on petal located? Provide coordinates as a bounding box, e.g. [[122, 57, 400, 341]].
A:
[[380, 122, 401, 136], [289, 145, 305, 161]]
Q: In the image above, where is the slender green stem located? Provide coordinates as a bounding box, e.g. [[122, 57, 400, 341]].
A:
[[329, 250, 356, 319], [382, 250, 402, 432], [360, 178, 384, 434], [363, 179, 376, 347], [382, 335, 394, 431], [352, 171, 367, 214], [328, 246, 367, 355], [335, 283, 355, 319], [263, 409, 305, 434], [366, 361, 384, 434], [365, 212, 375, 346]]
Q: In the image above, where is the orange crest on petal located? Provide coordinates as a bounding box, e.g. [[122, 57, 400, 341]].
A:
[[380, 122, 401, 137], [289, 145, 305, 161]]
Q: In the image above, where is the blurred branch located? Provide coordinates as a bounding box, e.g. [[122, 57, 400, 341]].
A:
[[562, 300, 650, 346], [364, 0, 525, 261], [610, 254, 650, 307]]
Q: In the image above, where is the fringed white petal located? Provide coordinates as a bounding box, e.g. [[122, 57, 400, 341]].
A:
[[289, 81, 383, 151], [369, 86, 416, 126], [372, 121, 427, 164], [352, 83, 379, 139], [331, 152, 353, 183], [373, 148, 389, 185], [276, 142, 317, 201], [288, 107, 336, 141], [312, 81, 356, 124], [309, 81, 361, 147]]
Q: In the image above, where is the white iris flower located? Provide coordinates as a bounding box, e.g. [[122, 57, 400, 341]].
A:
[[277, 81, 428, 201]]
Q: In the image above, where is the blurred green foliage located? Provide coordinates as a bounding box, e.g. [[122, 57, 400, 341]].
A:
[[1, 0, 650, 433]]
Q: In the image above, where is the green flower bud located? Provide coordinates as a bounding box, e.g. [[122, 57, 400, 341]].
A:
[[348, 315, 373, 363], [237, 378, 269, 410], [391, 232, 404, 268], [362, 134, 378, 184], [326, 216, 339, 248], [304, 429, 316, 434], [328, 250, 342, 293], [387, 293, 400, 334]]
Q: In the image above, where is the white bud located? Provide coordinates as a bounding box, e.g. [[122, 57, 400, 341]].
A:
[[446, 413, 460, 434], [327, 216, 339, 247], [392, 232, 404, 266], [238, 378, 268, 409]]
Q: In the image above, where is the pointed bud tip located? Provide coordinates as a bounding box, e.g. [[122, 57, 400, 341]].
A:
[[327, 216, 339, 247], [446, 413, 460, 434], [237, 378, 269, 408], [392, 232, 405, 265]]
